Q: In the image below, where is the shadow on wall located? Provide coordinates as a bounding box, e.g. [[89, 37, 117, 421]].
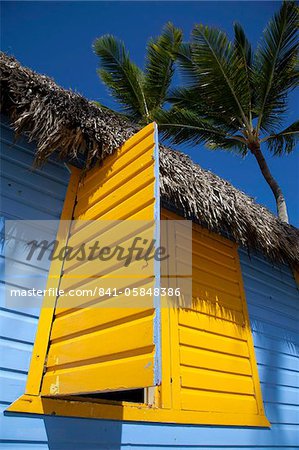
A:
[[240, 249, 299, 447], [44, 415, 123, 450], [251, 314, 299, 426]]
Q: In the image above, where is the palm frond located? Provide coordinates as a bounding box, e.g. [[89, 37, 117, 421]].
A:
[[176, 42, 201, 86], [264, 120, 299, 154], [254, 1, 299, 133], [233, 23, 254, 122], [234, 23, 252, 68], [93, 35, 148, 121], [167, 87, 242, 132], [156, 107, 247, 153], [188, 24, 252, 128], [144, 22, 182, 112], [167, 87, 206, 110]]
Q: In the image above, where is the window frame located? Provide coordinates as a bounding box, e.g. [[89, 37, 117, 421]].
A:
[[7, 202, 270, 427], [6, 126, 270, 427]]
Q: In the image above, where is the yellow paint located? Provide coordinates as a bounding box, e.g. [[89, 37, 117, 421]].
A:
[[160, 211, 182, 411], [25, 166, 81, 395], [64, 221, 155, 273], [181, 389, 258, 414], [75, 144, 155, 217], [38, 123, 159, 396], [161, 208, 268, 425], [76, 174, 155, 221], [179, 326, 249, 357], [46, 314, 154, 368], [8, 124, 270, 427], [160, 306, 172, 409], [7, 394, 270, 427], [42, 352, 155, 396], [180, 366, 255, 394], [51, 300, 155, 341], [76, 125, 155, 202], [179, 345, 252, 375]]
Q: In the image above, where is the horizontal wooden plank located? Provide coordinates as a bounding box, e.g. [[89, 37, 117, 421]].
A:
[[251, 318, 299, 344], [76, 123, 155, 196], [120, 423, 298, 446], [0, 309, 38, 343], [75, 183, 155, 222], [0, 445, 48, 450], [1, 175, 64, 217], [192, 226, 235, 254], [67, 203, 155, 255], [264, 403, 299, 425], [60, 258, 153, 291], [1, 195, 62, 220], [245, 289, 299, 318], [243, 273, 298, 303], [179, 325, 249, 357], [248, 303, 298, 333], [241, 262, 298, 294], [47, 315, 154, 368], [4, 259, 48, 291], [0, 405, 47, 442], [181, 388, 258, 414], [258, 364, 299, 387], [74, 172, 155, 221], [261, 384, 299, 406], [181, 366, 255, 395], [57, 272, 156, 311], [192, 265, 240, 297], [52, 296, 154, 340], [59, 264, 155, 295], [61, 226, 155, 286], [76, 141, 154, 214], [191, 250, 237, 283], [3, 393, 274, 435], [0, 338, 33, 372], [42, 352, 155, 395], [190, 280, 243, 312], [188, 296, 244, 325], [180, 345, 252, 375], [190, 238, 235, 268], [0, 369, 27, 403], [178, 309, 247, 340], [3, 245, 53, 272], [65, 219, 154, 270], [0, 284, 40, 317], [0, 142, 68, 181], [239, 247, 293, 275], [255, 347, 299, 371], [253, 331, 299, 356]]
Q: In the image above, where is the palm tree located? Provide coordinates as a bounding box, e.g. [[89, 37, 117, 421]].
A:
[[157, 1, 298, 223], [93, 22, 182, 125]]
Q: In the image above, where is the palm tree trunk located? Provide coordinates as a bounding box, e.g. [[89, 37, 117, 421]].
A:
[[250, 144, 289, 223]]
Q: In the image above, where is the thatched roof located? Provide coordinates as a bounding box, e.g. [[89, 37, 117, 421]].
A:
[[1, 52, 298, 268], [0, 53, 137, 167]]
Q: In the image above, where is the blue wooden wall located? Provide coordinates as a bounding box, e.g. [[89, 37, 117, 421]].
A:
[[1, 118, 298, 449], [0, 118, 70, 448]]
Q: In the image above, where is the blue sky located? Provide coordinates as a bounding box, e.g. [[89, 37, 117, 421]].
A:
[[1, 1, 298, 225]]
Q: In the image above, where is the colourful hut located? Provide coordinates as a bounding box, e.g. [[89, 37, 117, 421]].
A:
[[1, 53, 298, 449]]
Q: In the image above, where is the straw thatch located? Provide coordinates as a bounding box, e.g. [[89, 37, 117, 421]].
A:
[[1, 52, 298, 268], [0, 53, 137, 168]]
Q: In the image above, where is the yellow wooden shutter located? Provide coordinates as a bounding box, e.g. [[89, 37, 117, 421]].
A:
[[162, 209, 267, 424], [8, 127, 269, 427], [27, 123, 161, 397]]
